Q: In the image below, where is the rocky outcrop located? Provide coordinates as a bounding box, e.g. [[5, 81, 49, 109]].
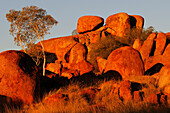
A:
[[0, 50, 39, 105], [130, 15, 144, 29], [104, 46, 145, 79], [77, 16, 104, 34], [39, 36, 77, 62], [158, 65, 170, 89], [69, 43, 86, 64], [154, 32, 167, 56], [133, 38, 142, 51], [119, 80, 132, 101], [97, 57, 107, 73], [139, 33, 156, 61], [105, 12, 131, 37]]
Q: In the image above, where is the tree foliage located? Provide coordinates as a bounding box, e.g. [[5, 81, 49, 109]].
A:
[[6, 6, 58, 76]]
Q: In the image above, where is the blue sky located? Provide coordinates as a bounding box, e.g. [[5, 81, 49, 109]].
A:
[[1, 0, 170, 52]]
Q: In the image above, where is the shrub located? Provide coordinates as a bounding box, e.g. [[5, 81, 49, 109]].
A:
[[119, 26, 155, 46], [87, 34, 125, 73]]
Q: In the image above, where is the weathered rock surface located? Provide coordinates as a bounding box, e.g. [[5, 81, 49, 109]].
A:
[[39, 36, 77, 62], [139, 33, 156, 61], [158, 65, 170, 88], [105, 12, 130, 37], [164, 85, 170, 94], [97, 57, 107, 73], [104, 46, 144, 79], [46, 62, 62, 75], [77, 16, 104, 34], [154, 32, 167, 56], [163, 44, 170, 56], [69, 43, 86, 64], [119, 80, 132, 101], [130, 15, 144, 29], [144, 55, 170, 71], [69, 60, 94, 75], [0, 50, 38, 105], [133, 38, 142, 51]]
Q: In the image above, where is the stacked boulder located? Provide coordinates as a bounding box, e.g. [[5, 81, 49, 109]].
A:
[[43, 12, 144, 79]]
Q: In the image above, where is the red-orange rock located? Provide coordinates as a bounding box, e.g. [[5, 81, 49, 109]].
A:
[[0, 50, 38, 105], [163, 44, 170, 56], [164, 85, 170, 94], [69, 43, 86, 64], [44, 93, 68, 105], [69, 60, 94, 75], [139, 33, 156, 61], [105, 12, 130, 37], [154, 32, 167, 56], [160, 94, 167, 106], [133, 91, 142, 102], [38, 36, 77, 62], [104, 46, 144, 79], [77, 16, 104, 34], [158, 65, 170, 88], [46, 62, 61, 75], [133, 38, 142, 51], [130, 15, 144, 29], [97, 56, 107, 73], [144, 55, 170, 71], [119, 80, 132, 101], [144, 93, 158, 104], [167, 94, 170, 105], [61, 68, 79, 79]]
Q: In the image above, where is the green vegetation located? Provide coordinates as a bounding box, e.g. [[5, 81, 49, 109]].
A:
[[6, 6, 58, 76]]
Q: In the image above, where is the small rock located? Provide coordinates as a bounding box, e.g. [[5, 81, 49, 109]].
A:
[[133, 38, 142, 51], [97, 56, 107, 73], [119, 80, 132, 101]]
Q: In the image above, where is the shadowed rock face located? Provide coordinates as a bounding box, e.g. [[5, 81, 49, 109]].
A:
[[0, 50, 39, 105], [104, 46, 145, 79]]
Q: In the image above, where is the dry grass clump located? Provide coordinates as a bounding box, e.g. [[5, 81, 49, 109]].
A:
[[4, 79, 170, 113]]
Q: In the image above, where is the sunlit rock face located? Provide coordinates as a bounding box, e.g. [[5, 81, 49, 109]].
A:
[[0, 50, 39, 105], [77, 16, 104, 34], [105, 12, 131, 37], [104, 46, 145, 79]]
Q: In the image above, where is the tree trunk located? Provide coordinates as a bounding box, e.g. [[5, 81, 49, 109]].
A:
[[38, 38, 46, 76], [19, 37, 27, 53]]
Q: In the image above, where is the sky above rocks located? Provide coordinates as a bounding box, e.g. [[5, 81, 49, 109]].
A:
[[0, 0, 170, 52]]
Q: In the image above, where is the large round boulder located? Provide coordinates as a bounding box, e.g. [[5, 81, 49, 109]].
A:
[[77, 16, 104, 34], [104, 46, 145, 79], [0, 50, 39, 105], [105, 12, 130, 37]]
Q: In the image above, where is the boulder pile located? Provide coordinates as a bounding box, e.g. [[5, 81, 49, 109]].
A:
[[0, 12, 169, 111]]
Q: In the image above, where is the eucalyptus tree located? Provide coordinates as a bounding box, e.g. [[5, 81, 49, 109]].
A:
[[6, 6, 58, 76]]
